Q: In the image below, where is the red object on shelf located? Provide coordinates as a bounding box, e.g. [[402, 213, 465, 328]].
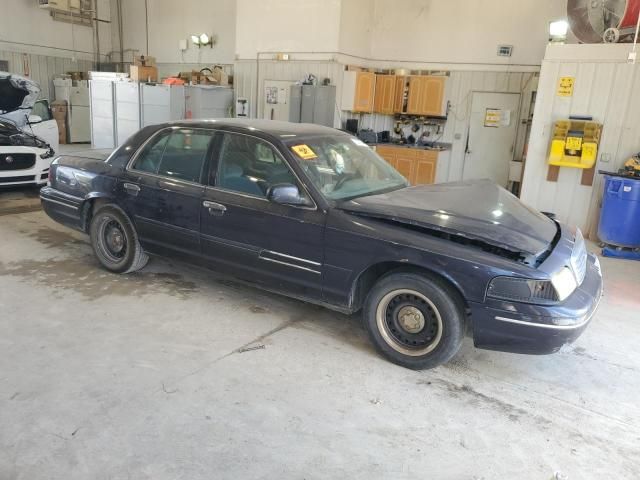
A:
[[620, 0, 640, 29]]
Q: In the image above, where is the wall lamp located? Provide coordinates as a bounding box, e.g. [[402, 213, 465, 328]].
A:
[[549, 20, 569, 43], [191, 33, 214, 48]]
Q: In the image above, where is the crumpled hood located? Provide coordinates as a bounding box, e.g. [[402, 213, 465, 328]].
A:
[[0, 72, 41, 128], [338, 179, 558, 257]]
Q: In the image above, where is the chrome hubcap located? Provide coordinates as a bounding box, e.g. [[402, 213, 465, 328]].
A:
[[397, 306, 425, 334]]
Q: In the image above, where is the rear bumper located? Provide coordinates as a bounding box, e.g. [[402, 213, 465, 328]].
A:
[[470, 253, 603, 355], [40, 186, 85, 231]]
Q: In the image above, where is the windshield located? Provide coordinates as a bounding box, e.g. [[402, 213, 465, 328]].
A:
[[286, 135, 408, 201]]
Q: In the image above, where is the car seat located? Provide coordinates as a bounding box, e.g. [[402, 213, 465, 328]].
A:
[[219, 163, 263, 197]]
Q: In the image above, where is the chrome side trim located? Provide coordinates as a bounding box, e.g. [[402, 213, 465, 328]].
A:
[[40, 196, 80, 210], [259, 256, 322, 275], [495, 308, 597, 331], [261, 250, 322, 267]]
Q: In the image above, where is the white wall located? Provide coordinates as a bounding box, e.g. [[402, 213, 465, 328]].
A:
[[0, 0, 111, 61], [235, 0, 342, 59], [367, 0, 567, 67], [116, 0, 236, 66], [521, 44, 640, 236], [338, 0, 373, 59]]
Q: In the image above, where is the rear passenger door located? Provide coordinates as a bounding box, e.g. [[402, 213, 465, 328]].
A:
[[118, 127, 215, 254], [200, 131, 326, 300]]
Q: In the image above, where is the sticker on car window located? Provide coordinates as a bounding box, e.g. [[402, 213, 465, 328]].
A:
[[291, 144, 317, 160]]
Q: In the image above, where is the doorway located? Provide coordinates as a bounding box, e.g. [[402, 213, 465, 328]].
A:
[[463, 92, 521, 187]]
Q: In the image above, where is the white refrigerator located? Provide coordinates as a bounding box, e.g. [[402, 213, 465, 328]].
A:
[[69, 86, 90, 143]]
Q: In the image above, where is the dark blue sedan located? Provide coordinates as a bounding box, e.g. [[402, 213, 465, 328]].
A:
[[40, 120, 603, 369]]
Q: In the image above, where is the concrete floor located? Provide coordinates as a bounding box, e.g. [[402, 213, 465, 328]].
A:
[[0, 186, 639, 480]]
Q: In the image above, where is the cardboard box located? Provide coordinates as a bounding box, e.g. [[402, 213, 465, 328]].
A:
[[130, 65, 158, 82], [133, 55, 156, 67], [51, 100, 68, 144]]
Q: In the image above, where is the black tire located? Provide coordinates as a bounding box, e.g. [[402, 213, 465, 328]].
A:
[[363, 272, 465, 370], [89, 204, 148, 274]]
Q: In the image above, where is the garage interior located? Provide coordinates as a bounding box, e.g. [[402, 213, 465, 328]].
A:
[[1, 1, 640, 478]]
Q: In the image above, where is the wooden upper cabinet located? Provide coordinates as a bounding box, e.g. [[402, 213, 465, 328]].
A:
[[393, 76, 407, 113], [341, 70, 376, 113], [406, 75, 446, 116], [421, 76, 446, 116], [406, 76, 423, 115], [373, 75, 396, 114], [354, 71, 376, 112]]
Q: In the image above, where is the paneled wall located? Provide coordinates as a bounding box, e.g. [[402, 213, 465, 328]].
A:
[[0, 50, 94, 101], [520, 44, 640, 237]]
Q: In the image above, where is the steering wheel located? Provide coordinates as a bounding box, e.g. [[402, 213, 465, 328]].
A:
[[333, 172, 357, 191]]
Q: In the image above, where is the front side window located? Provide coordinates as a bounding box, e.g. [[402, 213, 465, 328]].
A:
[[286, 136, 408, 201], [132, 128, 214, 183], [215, 133, 299, 198]]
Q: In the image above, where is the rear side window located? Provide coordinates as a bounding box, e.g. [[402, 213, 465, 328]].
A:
[[158, 129, 215, 183], [131, 128, 215, 183]]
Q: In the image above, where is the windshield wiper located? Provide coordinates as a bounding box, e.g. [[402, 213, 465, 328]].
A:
[[336, 183, 407, 202]]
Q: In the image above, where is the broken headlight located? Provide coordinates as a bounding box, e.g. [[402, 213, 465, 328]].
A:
[[487, 276, 559, 305]]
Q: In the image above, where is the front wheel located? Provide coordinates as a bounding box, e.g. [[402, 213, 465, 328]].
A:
[[363, 272, 465, 369], [89, 205, 148, 274]]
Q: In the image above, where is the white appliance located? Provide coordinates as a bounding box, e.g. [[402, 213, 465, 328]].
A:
[[185, 85, 233, 120], [89, 79, 116, 149], [53, 77, 72, 104], [263, 80, 295, 121], [69, 85, 90, 143], [140, 84, 185, 127], [114, 82, 141, 146]]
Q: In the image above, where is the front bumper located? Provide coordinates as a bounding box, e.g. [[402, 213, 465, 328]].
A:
[[0, 147, 52, 186], [469, 253, 603, 355]]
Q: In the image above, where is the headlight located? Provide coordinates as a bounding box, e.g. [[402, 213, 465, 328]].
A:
[[487, 276, 559, 305], [551, 266, 578, 301]]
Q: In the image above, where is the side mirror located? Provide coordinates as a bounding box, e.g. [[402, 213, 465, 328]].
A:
[[267, 184, 312, 207], [28, 115, 42, 124]]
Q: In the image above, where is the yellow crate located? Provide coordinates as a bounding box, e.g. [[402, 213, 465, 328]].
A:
[[547, 120, 602, 169]]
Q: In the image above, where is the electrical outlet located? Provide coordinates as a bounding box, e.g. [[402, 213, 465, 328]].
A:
[[600, 152, 611, 163]]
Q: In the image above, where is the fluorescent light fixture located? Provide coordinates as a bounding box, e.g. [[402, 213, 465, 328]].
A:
[[549, 20, 569, 39], [199, 33, 209, 44], [191, 34, 200, 45]]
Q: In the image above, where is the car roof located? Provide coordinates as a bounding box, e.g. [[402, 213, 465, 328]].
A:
[[163, 119, 349, 140]]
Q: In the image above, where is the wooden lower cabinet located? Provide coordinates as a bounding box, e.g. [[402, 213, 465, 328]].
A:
[[375, 146, 437, 185]]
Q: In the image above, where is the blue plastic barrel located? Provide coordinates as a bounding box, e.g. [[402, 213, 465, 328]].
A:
[[598, 175, 640, 248]]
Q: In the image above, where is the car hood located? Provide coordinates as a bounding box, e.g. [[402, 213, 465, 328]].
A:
[[338, 179, 558, 258], [0, 72, 41, 128]]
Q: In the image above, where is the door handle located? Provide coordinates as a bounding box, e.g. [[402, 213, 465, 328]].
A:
[[203, 200, 227, 216], [123, 183, 140, 196]]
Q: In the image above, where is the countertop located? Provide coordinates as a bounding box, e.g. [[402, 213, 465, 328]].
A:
[[371, 142, 452, 152]]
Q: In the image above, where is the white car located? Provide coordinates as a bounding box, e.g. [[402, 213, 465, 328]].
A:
[[1, 73, 58, 187]]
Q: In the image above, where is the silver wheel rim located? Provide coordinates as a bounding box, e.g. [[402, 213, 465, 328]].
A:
[[375, 289, 443, 357]]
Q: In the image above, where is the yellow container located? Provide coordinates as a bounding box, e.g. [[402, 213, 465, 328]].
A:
[[548, 119, 602, 169]]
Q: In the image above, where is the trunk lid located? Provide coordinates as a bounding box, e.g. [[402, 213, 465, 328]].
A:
[[338, 179, 558, 258]]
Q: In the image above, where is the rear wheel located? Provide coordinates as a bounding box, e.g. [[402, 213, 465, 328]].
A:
[[363, 272, 465, 369], [89, 205, 148, 273]]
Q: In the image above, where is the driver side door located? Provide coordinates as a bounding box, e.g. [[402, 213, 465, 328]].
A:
[[200, 131, 326, 300]]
